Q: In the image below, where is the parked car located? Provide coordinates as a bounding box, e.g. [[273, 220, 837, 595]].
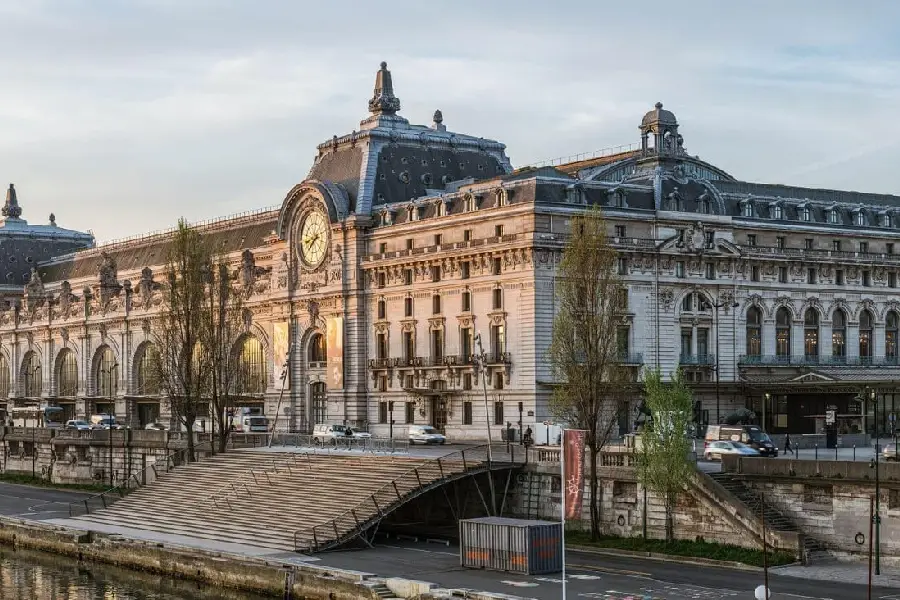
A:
[[883, 444, 898, 462], [64, 419, 92, 431], [705, 424, 778, 457], [312, 423, 370, 444], [703, 440, 760, 461], [408, 425, 446, 445], [144, 422, 169, 431]]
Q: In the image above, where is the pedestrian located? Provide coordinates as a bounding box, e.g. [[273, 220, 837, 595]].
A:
[[784, 433, 794, 456], [523, 426, 533, 447]]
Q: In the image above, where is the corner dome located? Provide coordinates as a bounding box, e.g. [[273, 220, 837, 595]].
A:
[[641, 102, 678, 128]]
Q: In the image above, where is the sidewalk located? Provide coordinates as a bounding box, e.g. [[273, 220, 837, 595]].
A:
[[773, 561, 900, 588]]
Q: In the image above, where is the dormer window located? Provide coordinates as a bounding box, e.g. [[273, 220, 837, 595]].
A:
[[742, 202, 753, 218], [436, 201, 446, 217], [771, 204, 783, 220], [800, 206, 811, 222], [828, 209, 839, 224], [463, 193, 476, 213], [496, 189, 508, 207], [885, 214, 893, 228], [856, 211, 866, 226]]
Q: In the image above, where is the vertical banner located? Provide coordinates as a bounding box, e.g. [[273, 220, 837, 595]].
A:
[[563, 429, 587, 520], [273, 322, 290, 386], [326, 316, 344, 390]]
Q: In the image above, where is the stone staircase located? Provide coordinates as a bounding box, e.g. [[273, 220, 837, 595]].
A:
[[709, 472, 827, 563], [67, 450, 474, 552]]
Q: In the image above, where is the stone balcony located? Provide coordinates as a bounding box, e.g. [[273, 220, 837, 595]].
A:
[[679, 353, 716, 366], [738, 354, 900, 367]]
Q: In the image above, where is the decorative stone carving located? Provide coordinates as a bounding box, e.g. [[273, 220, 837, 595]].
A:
[[59, 327, 69, 343], [658, 288, 675, 311], [97, 251, 121, 312], [275, 252, 290, 289], [683, 221, 706, 253], [665, 186, 684, 211], [136, 267, 159, 310], [57, 281, 75, 318], [24, 269, 45, 315], [237, 249, 272, 297], [142, 319, 151, 336]]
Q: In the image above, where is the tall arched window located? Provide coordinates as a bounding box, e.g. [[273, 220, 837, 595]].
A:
[[775, 308, 791, 358], [235, 335, 266, 395], [96, 346, 118, 398], [0, 354, 9, 399], [308, 333, 326, 364], [887, 311, 899, 363], [859, 310, 874, 361], [311, 382, 327, 424], [22, 352, 41, 397], [135, 343, 160, 395], [832, 309, 847, 360], [57, 350, 78, 397], [746, 307, 761, 357], [803, 309, 819, 359]]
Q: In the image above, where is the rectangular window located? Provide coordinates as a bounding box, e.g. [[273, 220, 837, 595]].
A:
[[378, 402, 388, 424], [377, 300, 386, 319], [377, 375, 387, 393], [835, 270, 844, 285], [404, 297, 413, 317], [463, 229, 472, 242], [617, 288, 628, 311], [743, 203, 753, 218], [807, 268, 816, 284], [618, 258, 628, 275], [490, 324, 506, 359], [705, 231, 714, 249], [460, 261, 470, 280], [406, 238, 414, 250], [675, 261, 685, 278], [494, 401, 504, 426], [492, 258, 502, 275], [431, 265, 441, 282], [376, 333, 388, 360], [405, 375, 414, 389], [461, 328, 473, 360], [889, 243, 896, 255], [432, 295, 442, 314], [463, 401, 473, 425], [801, 206, 810, 221], [751, 266, 760, 282], [829, 210, 839, 224], [680, 328, 692, 360], [747, 234, 757, 246], [890, 272, 897, 289], [403, 269, 413, 285], [377, 272, 386, 288], [431, 329, 444, 361], [494, 372, 504, 390], [462, 291, 471, 312], [860, 241, 869, 253], [463, 373, 473, 391], [805, 238, 814, 250], [697, 328, 709, 356], [434, 234, 443, 246], [778, 267, 787, 284], [832, 240, 841, 251], [379, 242, 387, 254], [617, 326, 630, 357], [776, 236, 785, 249], [863, 271, 872, 287], [492, 288, 503, 310], [406, 402, 415, 424], [403, 331, 415, 363], [495, 224, 504, 237], [615, 225, 626, 238], [705, 262, 715, 280]]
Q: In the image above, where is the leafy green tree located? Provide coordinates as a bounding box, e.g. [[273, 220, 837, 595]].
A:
[[549, 206, 629, 540], [637, 367, 694, 543]]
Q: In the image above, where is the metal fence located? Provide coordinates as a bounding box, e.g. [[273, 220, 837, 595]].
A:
[[268, 433, 410, 454]]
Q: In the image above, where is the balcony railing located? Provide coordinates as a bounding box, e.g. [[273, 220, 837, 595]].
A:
[[485, 352, 512, 365], [739, 354, 900, 367], [679, 353, 716, 366], [616, 352, 644, 365], [740, 244, 900, 265]]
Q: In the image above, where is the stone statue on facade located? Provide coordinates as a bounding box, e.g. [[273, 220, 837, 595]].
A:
[[57, 280, 75, 318], [237, 249, 271, 297], [683, 221, 706, 253], [24, 268, 45, 315], [96, 251, 121, 312], [137, 266, 158, 309]]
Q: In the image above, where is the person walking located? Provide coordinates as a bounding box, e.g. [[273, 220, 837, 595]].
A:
[[783, 433, 794, 456]]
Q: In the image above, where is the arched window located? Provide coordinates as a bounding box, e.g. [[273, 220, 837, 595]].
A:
[[772, 204, 783, 220], [0, 354, 9, 399], [746, 307, 761, 357], [135, 343, 160, 395], [800, 206, 811, 222], [22, 352, 41, 397], [775, 308, 791, 358], [832, 309, 847, 359], [803, 309, 819, 359], [235, 335, 266, 395], [887, 311, 899, 362], [309, 333, 326, 364], [311, 382, 327, 424], [859, 310, 874, 361], [57, 350, 78, 397], [96, 346, 118, 397]]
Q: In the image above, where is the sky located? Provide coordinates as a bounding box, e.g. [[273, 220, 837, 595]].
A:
[[1, 0, 899, 243]]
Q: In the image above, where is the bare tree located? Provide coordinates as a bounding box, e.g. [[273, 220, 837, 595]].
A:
[[548, 206, 629, 540], [154, 220, 210, 462], [637, 367, 694, 543]]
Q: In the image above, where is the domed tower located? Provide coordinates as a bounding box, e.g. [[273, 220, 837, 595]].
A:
[[639, 102, 683, 157]]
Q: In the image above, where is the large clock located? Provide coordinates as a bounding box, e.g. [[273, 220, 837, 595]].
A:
[[299, 210, 329, 268]]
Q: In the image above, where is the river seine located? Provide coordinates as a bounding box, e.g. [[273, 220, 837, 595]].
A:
[[0, 547, 272, 599]]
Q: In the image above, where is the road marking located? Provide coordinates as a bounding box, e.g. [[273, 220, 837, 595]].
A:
[[569, 563, 652, 577], [379, 543, 457, 557], [501, 580, 539, 587]]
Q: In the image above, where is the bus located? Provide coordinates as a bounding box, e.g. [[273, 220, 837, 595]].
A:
[[10, 405, 65, 428]]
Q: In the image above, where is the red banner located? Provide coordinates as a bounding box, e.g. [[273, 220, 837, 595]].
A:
[[563, 429, 587, 520]]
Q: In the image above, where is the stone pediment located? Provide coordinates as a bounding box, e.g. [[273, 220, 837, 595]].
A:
[[658, 230, 741, 257], [790, 371, 836, 383]]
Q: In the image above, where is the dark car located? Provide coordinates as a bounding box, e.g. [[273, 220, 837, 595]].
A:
[[705, 424, 778, 457]]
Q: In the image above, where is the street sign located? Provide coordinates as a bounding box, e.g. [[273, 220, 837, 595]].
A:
[[825, 410, 836, 426]]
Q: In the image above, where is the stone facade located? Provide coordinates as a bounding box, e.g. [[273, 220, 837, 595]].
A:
[[0, 62, 899, 438]]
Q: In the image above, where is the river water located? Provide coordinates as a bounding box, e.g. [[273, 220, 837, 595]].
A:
[[0, 547, 273, 599]]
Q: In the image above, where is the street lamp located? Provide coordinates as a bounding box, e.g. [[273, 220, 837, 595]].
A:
[[101, 362, 119, 488], [388, 401, 394, 441], [713, 297, 740, 426], [858, 386, 881, 575], [474, 332, 497, 515]]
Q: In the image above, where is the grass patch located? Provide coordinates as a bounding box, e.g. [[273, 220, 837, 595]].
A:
[[566, 530, 796, 567], [0, 472, 111, 494]]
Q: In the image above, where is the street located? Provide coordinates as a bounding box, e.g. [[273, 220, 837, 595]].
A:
[[0, 482, 91, 521]]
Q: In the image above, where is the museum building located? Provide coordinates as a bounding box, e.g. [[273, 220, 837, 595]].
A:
[[0, 61, 898, 440]]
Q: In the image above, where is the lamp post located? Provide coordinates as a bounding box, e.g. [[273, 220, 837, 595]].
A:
[[388, 401, 394, 441], [859, 386, 881, 575], [474, 332, 496, 515], [518, 401, 524, 446], [101, 363, 118, 488], [28, 365, 39, 480], [712, 297, 740, 427]]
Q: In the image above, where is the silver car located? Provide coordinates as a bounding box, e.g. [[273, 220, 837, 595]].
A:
[[408, 425, 446, 445], [883, 444, 898, 462]]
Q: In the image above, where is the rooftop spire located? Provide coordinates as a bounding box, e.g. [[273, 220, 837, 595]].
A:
[[2, 183, 21, 219], [368, 61, 401, 116]]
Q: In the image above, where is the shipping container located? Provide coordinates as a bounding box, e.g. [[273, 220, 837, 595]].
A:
[[459, 517, 562, 575]]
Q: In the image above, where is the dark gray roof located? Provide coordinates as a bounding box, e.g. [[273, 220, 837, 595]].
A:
[[307, 146, 364, 211], [641, 102, 678, 128]]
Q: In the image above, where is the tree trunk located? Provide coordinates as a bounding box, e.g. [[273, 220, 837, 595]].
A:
[[185, 418, 196, 462], [589, 446, 600, 541], [217, 421, 229, 454], [664, 491, 674, 543]]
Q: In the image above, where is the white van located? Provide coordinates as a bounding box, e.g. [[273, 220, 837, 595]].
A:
[[312, 423, 371, 444], [231, 415, 269, 432]]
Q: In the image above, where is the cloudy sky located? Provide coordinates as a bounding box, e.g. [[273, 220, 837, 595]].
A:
[[0, 0, 898, 242]]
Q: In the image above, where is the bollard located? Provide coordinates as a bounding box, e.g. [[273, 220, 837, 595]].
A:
[[854, 445, 857, 461], [815, 444, 818, 460], [836, 445, 838, 461]]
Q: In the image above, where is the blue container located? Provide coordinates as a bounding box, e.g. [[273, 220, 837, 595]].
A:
[[459, 516, 562, 575]]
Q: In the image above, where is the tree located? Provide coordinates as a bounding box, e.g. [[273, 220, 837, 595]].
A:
[[155, 220, 210, 462], [548, 206, 628, 540], [637, 367, 694, 543]]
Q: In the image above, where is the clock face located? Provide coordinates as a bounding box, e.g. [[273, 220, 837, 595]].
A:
[[299, 211, 329, 268]]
